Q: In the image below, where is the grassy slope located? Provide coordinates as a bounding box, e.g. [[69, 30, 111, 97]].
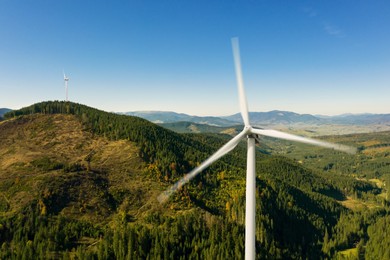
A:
[[0, 114, 162, 223]]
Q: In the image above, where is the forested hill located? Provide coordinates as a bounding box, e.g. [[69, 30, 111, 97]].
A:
[[4, 101, 237, 180], [1, 101, 389, 259]]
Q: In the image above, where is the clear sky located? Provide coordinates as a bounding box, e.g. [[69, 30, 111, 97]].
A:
[[1, 0, 389, 116]]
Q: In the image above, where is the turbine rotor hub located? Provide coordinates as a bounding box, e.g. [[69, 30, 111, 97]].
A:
[[244, 125, 253, 135]]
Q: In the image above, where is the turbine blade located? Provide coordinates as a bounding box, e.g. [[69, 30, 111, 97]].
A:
[[231, 37, 250, 127], [158, 129, 247, 203], [251, 128, 356, 154]]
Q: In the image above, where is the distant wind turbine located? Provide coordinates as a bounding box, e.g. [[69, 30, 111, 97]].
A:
[[63, 71, 69, 101], [158, 37, 356, 260]]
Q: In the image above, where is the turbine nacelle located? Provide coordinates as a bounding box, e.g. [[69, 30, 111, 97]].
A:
[[63, 70, 70, 81], [63, 71, 70, 101]]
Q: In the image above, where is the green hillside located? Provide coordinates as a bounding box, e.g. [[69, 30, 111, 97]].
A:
[[1, 101, 389, 259]]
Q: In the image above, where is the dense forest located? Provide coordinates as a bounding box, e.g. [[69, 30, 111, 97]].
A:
[[1, 101, 389, 259]]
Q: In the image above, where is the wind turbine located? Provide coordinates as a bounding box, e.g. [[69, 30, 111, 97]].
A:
[[158, 37, 356, 260], [63, 71, 69, 101]]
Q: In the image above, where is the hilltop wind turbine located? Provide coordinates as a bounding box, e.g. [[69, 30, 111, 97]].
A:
[[158, 37, 356, 260], [63, 71, 69, 101]]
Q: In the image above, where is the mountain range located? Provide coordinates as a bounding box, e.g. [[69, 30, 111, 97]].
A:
[[125, 110, 390, 127], [4, 108, 389, 126]]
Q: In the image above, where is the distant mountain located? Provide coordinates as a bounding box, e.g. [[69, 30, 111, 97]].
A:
[[124, 111, 237, 126], [224, 110, 321, 125], [126, 110, 390, 128], [0, 108, 12, 118]]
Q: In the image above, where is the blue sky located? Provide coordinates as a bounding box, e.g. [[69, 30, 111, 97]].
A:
[[1, 1, 389, 116]]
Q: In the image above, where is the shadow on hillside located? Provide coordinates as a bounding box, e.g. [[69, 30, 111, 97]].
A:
[[318, 189, 346, 201]]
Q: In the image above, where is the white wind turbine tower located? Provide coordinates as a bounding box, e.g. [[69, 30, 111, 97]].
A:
[[63, 71, 70, 101], [158, 37, 356, 260]]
